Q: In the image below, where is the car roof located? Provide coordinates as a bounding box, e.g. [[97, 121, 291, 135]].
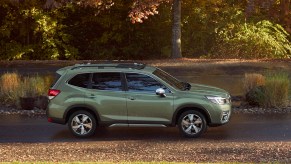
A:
[[56, 63, 156, 75]]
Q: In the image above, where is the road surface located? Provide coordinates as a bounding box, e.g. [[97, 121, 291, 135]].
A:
[[0, 113, 290, 143]]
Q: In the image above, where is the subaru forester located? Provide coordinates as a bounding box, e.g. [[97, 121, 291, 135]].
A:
[[47, 63, 231, 138]]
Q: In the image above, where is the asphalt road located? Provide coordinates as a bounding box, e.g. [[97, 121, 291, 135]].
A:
[[0, 113, 290, 143]]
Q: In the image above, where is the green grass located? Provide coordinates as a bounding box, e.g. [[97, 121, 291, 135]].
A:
[[0, 72, 21, 104], [264, 72, 290, 107], [0, 73, 53, 108]]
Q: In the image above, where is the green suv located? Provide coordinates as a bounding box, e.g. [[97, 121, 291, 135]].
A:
[[47, 63, 231, 138]]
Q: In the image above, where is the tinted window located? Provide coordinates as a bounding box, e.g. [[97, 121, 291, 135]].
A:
[[126, 73, 165, 93], [68, 73, 90, 88], [92, 73, 122, 91], [153, 69, 184, 90]]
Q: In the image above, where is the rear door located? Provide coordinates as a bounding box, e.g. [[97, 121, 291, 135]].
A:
[[84, 72, 127, 124]]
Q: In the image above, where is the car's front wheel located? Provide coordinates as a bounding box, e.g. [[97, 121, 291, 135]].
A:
[[178, 110, 207, 138], [68, 110, 97, 138]]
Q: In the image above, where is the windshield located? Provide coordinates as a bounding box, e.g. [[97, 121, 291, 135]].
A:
[[153, 68, 188, 91]]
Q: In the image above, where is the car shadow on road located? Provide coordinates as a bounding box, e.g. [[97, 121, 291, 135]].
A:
[[49, 126, 234, 143]]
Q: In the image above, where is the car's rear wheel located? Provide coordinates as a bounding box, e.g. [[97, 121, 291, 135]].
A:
[[178, 110, 207, 138], [68, 110, 97, 138]]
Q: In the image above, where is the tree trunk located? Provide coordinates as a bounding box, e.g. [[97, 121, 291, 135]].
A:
[[245, 0, 255, 18], [171, 0, 182, 59], [280, 0, 291, 33]]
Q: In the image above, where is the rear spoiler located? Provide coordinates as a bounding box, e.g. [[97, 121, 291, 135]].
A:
[[56, 66, 73, 75]]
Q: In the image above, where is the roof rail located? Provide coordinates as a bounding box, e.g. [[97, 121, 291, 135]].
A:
[[71, 63, 146, 70], [116, 63, 146, 69]]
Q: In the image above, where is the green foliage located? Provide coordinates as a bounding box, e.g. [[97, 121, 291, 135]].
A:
[[245, 86, 266, 106], [60, 0, 172, 60], [0, 2, 77, 60], [181, 0, 290, 58], [211, 19, 291, 59], [181, 1, 246, 57], [0, 0, 290, 60]]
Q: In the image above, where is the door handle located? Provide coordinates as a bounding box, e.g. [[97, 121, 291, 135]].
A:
[[128, 96, 136, 100], [88, 94, 96, 98]]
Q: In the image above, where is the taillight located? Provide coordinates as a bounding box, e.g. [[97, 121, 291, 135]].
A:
[[48, 89, 61, 100], [48, 118, 53, 122]]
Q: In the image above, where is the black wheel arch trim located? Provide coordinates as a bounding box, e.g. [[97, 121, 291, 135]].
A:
[[171, 104, 212, 126], [64, 104, 101, 124]]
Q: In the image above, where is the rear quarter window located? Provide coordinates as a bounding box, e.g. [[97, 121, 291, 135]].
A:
[[51, 73, 61, 87], [68, 73, 91, 88]]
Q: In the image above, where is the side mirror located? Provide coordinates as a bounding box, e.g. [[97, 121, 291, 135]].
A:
[[156, 88, 166, 97]]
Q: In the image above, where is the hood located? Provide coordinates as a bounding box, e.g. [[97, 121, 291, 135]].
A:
[[188, 83, 229, 97]]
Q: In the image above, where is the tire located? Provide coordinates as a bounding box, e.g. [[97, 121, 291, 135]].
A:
[[178, 110, 207, 138], [68, 110, 97, 138]]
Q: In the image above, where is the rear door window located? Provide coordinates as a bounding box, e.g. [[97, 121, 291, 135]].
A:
[[92, 73, 122, 91]]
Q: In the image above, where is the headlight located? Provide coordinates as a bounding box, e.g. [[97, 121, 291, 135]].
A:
[[206, 96, 229, 105]]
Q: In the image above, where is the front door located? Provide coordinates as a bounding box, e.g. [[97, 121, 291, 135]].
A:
[[125, 73, 174, 125]]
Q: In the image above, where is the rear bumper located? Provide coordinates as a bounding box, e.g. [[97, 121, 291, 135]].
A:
[[46, 109, 66, 124], [47, 117, 66, 124]]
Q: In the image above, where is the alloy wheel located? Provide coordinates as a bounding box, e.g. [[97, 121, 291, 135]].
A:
[[181, 113, 203, 135], [71, 114, 93, 135]]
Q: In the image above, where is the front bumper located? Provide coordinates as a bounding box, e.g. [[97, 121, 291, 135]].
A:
[[208, 103, 232, 127]]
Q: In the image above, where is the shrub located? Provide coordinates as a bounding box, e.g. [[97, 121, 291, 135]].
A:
[[19, 75, 52, 97], [211, 20, 291, 59], [264, 72, 290, 108], [0, 73, 52, 108], [243, 73, 265, 94], [244, 72, 290, 108], [20, 75, 52, 110], [19, 77, 39, 98], [245, 86, 266, 106], [244, 73, 266, 106], [0, 72, 21, 103]]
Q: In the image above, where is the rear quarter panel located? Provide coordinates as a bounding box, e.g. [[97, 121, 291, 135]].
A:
[[47, 83, 85, 119]]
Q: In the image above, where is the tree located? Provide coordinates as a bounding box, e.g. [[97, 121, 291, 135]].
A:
[[245, 0, 291, 33], [279, 0, 290, 33], [171, 0, 181, 58], [123, 0, 182, 58], [103, 0, 182, 58], [0, 0, 78, 59], [51, 0, 181, 59]]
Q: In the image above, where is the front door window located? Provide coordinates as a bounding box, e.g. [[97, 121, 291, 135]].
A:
[[126, 73, 167, 93]]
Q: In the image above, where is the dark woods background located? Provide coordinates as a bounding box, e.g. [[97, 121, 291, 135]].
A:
[[0, 0, 290, 60]]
